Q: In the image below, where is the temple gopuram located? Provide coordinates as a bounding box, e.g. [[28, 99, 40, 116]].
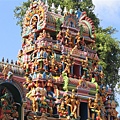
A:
[[0, 0, 119, 120]]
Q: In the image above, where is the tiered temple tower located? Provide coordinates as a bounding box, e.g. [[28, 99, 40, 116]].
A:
[[0, 0, 118, 120], [17, 0, 118, 119]]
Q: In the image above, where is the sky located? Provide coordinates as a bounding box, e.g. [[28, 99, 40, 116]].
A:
[[0, 0, 120, 115], [93, 0, 120, 39]]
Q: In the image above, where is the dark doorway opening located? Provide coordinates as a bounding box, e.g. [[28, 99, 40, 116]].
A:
[[80, 102, 88, 120]]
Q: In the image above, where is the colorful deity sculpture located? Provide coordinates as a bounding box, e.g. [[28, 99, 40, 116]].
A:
[[64, 28, 71, 46]]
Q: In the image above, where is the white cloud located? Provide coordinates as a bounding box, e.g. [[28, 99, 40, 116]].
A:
[[92, 0, 120, 27]]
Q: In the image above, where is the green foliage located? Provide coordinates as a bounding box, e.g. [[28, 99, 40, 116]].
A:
[[96, 27, 120, 93], [14, 0, 30, 29], [56, 18, 62, 33]]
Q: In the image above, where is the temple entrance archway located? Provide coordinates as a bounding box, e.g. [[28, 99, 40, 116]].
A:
[[0, 79, 25, 120]]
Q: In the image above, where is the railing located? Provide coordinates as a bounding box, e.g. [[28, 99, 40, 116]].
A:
[[0, 62, 25, 77]]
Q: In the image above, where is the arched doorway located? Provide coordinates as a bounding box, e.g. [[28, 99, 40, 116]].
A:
[[0, 81, 23, 120]]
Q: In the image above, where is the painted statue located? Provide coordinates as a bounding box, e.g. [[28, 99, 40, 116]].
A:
[[64, 28, 71, 46]]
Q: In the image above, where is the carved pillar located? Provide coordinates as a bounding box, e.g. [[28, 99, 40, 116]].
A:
[[79, 65, 82, 76], [87, 103, 90, 119], [92, 113, 95, 120], [21, 101, 27, 120], [71, 65, 73, 75], [77, 102, 80, 117], [108, 114, 110, 120]]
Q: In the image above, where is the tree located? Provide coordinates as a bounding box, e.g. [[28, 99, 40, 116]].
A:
[[96, 27, 120, 96], [14, 0, 30, 29], [14, 0, 120, 96]]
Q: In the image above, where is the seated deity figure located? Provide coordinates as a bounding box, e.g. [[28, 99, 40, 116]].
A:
[[7, 70, 13, 81], [37, 32, 43, 40], [42, 30, 47, 38], [39, 113, 48, 120]]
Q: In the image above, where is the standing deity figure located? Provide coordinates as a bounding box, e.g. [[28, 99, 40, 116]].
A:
[[58, 97, 68, 118], [42, 71, 47, 79], [64, 28, 71, 46], [88, 94, 100, 120], [64, 58, 72, 74], [43, 48, 48, 59], [75, 32, 81, 48], [60, 55, 66, 72], [2, 65, 10, 79], [35, 87, 41, 112], [36, 48, 41, 59], [43, 59, 49, 72], [67, 89, 78, 119], [50, 52, 56, 72], [34, 59, 38, 72], [64, 53, 74, 75], [24, 62, 30, 75], [56, 31, 64, 48], [53, 85, 59, 100]]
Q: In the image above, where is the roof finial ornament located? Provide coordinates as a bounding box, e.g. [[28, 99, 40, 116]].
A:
[[51, 3, 56, 13], [57, 5, 62, 15], [63, 7, 67, 15], [45, 0, 49, 11], [2, 57, 4, 62], [31, 0, 38, 3], [69, 9, 73, 14], [6, 58, 9, 63]]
